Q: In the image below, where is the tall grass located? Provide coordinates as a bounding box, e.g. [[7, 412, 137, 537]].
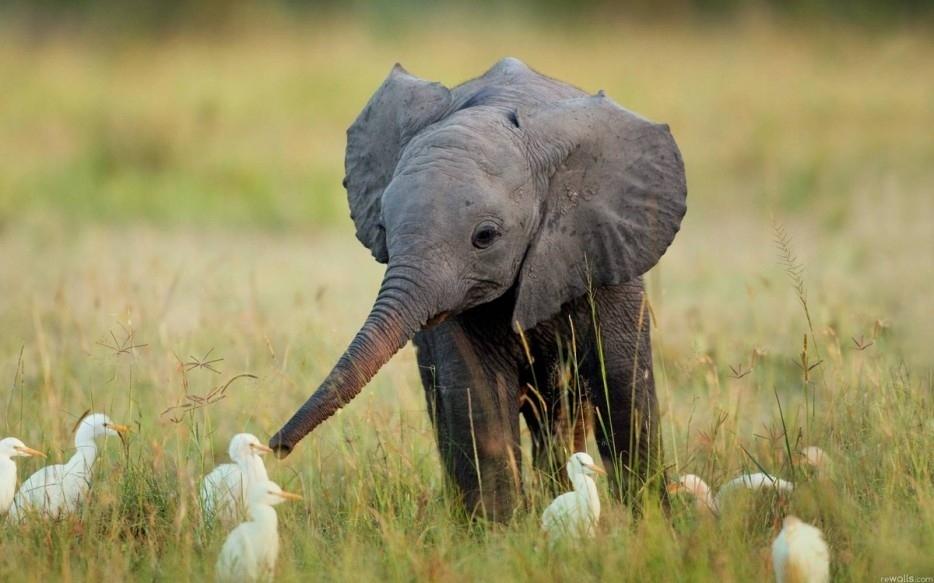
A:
[[0, 220, 930, 581]]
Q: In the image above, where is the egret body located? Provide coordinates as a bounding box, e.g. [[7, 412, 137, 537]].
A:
[[215, 480, 301, 582], [9, 413, 128, 520], [717, 472, 795, 506], [772, 515, 830, 583], [201, 433, 273, 522], [541, 452, 605, 542], [669, 471, 795, 515], [0, 437, 45, 514]]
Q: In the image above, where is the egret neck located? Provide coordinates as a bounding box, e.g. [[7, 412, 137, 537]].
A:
[[0, 456, 16, 508], [250, 503, 280, 542], [570, 473, 600, 515], [571, 467, 600, 523], [69, 429, 102, 476], [241, 453, 269, 484]]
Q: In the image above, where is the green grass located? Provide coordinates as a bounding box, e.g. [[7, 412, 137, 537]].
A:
[[0, 14, 932, 583]]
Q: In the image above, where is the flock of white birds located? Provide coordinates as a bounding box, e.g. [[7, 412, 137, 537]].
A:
[[543, 449, 831, 583], [1, 412, 831, 582], [0, 414, 298, 582]]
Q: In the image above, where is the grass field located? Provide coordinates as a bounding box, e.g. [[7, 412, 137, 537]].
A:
[[0, 15, 932, 582]]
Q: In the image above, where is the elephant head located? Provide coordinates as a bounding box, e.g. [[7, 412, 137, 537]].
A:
[[270, 58, 686, 456]]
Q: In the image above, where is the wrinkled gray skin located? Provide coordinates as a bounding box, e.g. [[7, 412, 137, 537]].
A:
[[270, 58, 687, 520]]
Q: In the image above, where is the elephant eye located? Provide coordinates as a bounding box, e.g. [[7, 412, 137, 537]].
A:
[[472, 222, 501, 249]]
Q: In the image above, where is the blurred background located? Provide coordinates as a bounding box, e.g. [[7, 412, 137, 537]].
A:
[[1, 0, 931, 229]]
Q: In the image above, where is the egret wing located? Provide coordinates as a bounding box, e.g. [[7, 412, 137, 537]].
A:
[[542, 492, 580, 539], [10, 463, 73, 519], [202, 463, 245, 522]]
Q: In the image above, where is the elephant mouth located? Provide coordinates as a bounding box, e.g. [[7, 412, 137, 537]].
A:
[[424, 311, 450, 329]]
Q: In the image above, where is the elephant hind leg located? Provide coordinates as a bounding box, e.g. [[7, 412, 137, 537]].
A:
[[573, 401, 591, 453], [520, 385, 554, 487]]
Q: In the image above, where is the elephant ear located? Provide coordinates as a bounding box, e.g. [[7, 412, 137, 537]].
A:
[[513, 94, 687, 331], [345, 64, 452, 262]]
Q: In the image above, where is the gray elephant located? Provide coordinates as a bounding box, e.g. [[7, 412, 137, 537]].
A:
[[270, 57, 687, 521]]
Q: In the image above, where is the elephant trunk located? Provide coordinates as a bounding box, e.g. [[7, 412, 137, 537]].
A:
[[269, 263, 434, 457]]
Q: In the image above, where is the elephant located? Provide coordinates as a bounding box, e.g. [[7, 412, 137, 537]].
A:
[[270, 57, 687, 521]]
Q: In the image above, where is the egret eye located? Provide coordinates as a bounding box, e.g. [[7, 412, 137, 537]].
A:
[[472, 222, 501, 249]]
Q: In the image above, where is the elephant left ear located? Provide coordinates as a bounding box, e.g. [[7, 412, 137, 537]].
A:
[[512, 94, 687, 331]]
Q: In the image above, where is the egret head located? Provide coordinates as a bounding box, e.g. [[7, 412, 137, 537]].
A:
[[667, 474, 710, 498], [798, 446, 832, 474], [248, 480, 302, 508], [228, 433, 273, 462], [0, 437, 45, 459], [74, 413, 130, 444], [667, 474, 718, 514], [566, 452, 606, 480]]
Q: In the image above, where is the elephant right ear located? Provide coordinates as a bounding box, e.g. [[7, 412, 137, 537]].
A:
[[345, 64, 452, 262]]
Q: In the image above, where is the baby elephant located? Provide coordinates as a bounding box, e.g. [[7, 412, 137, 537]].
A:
[[271, 57, 687, 520]]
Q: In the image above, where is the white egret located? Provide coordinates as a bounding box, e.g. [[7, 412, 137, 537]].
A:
[[201, 433, 273, 522], [669, 444, 831, 513], [541, 452, 605, 543], [215, 480, 302, 582], [772, 515, 830, 583], [668, 471, 794, 515], [9, 413, 128, 520], [0, 437, 45, 514]]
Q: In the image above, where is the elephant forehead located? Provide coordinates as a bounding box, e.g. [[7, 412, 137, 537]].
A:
[[397, 112, 528, 180], [382, 171, 502, 215]]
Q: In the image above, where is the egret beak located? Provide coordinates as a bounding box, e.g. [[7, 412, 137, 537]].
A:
[[105, 422, 131, 435], [104, 423, 131, 447], [14, 445, 46, 458], [666, 482, 683, 494], [273, 490, 303, 501], [586, 463, 607, 475], [250, 443, 274, 454]]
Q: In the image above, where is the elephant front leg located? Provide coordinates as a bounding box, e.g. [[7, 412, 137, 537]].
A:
[[436, 384, 523, 521], [582, 284, 668, 510], [414, 328, 522, 522]]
